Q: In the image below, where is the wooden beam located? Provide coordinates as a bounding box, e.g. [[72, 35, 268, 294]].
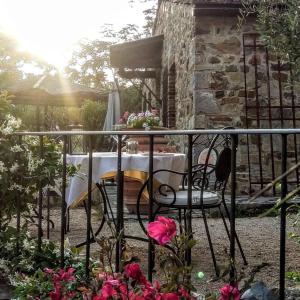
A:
[[118, 69, 157, 79], [193, 3, 242, 17], [110, 35, 163, 69], [10, 92, 108, 107]]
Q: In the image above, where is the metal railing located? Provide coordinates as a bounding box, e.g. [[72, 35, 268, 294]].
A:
[[9, 128, 300, 299]]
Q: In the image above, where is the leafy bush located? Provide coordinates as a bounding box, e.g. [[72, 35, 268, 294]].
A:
[[81, 100, 106, 131], [240, 0, 300, 82], [0, 92, 77, 230]]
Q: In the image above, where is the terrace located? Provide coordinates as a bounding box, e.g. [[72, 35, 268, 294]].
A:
[[1, 127, 300, 299], [1, 1, 300, 299]]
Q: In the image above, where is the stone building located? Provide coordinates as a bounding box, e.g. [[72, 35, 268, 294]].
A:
[[110, 0, 300, 194]]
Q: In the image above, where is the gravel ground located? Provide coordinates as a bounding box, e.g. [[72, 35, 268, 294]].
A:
[[28, 206, 300, 296]]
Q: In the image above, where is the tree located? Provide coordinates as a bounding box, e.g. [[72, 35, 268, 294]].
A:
[[241, 0, 300, 82], [0, 32, 54, 89], [65, 39, 111, 90], [65, 0, 158, 114]]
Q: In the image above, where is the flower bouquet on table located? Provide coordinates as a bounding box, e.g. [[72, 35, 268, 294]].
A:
[[126, 110, 161, 130], [118, 110, 177, 153]]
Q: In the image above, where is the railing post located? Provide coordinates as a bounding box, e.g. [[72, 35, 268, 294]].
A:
[[60, 135, 67, 268], [37, 135, 44, 252], [280, 134, 288, 299], [148, 134, 154, 281], [16, 135, 22, 254], [85, 135, 93, 279], [230, 134, 238, 283], [116, 134, 124, 272], [186, 134, 193, 265]]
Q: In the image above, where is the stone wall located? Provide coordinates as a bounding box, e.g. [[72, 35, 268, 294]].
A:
[[193, 16, 254, 129], [193, 15, 300, 193], [152, 1, 300, 194], [154, 0, 195, 130]]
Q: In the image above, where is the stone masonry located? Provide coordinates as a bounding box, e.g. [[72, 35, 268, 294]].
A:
[[149, 0, 300, 194]]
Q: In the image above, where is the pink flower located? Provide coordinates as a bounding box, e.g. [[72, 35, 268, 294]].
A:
[[157, 293, 180, 300], [124, 263, 146, 283], [151, 109, 159, 116], [105, 278, 120, 286], [60, 267, 75, 281], [219, 284, 240, 300], [93, 296, 105, 300], [101, 283, 117, 298], [179, 288, 191, 298], [147, 216, 177, 245]]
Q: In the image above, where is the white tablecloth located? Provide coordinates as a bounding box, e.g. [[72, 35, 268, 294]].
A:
[[66, 152, 186, 207]]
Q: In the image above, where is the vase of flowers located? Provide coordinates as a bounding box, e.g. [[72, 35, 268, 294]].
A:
[[126, 110, 161, 129], [118, 110, 176, 152]]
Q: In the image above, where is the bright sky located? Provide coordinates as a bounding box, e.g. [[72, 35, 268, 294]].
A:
[[0, 0, 152, 70]]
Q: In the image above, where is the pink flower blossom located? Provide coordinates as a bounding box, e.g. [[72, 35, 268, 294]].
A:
[[124, 263, 146, 284], [101, 283, 117, 298], [60, 267, 75, 281], [147, 216, 177, 245], [93, 296, 105, 300], [44, 268, 54, 274], [219, 284, 240, 300], [156, 293, 180, 300]]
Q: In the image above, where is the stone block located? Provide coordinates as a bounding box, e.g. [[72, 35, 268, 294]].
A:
[[194, 91, 220, 114], [223, 55, 237, 64], [272, 72, 289, 82], [248, 54, 262, 65], [194, 24, 210, 35], [238, 90, 255, 98], [208, 56, 221, 64], [228, 72, 243, 83], [210, 71, 229, 90], [213, 37, 241, 55], [221, 97, 240, 105], [194, 114, 206, 128], [215, 90, 225, 98], [240, 65, 250, 73], [193, 72, 211, 89], [225, 65, 238, 72]]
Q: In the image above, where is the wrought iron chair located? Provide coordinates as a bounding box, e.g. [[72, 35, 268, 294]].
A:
[[136, 130, 247, 276], [76, 181, 116, 248]]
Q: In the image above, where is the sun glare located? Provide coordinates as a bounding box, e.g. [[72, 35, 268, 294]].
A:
[[0, 0, 147, 70]]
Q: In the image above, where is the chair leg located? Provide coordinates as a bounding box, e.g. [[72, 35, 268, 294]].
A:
[[178, 209, 183, 234], [201, 208, 219, 277], [219, 207, 248, 266], [183, 209, 187, 231]]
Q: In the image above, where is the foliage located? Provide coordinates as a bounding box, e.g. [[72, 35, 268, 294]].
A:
[[249, 164, 300, 283], [65, 1, 156, 117], [0, 227, 80, 278], [0, 229, 87, 299], [13, 105, 82, 131], [119, 85, 142, 114], [8, 216, 239, 299], [81, 100, 107, 131], [80, 100, 107, 150], [13, 267, 86, 300], [240, 0, 300, 82], [0, 92, 77, 230], [65, 40, 111, 90], [0, 32, 55, 89], [128, 0, 157, 37]]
